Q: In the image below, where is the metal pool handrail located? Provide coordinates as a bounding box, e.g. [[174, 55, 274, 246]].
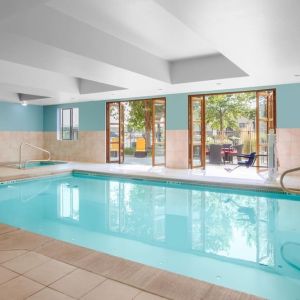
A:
[[280, 167, 300, 194], [19, 142, 51, 169]]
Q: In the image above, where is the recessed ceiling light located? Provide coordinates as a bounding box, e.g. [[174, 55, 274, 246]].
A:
[[21, 101, 27, 106], [294, 74, 300, 77]]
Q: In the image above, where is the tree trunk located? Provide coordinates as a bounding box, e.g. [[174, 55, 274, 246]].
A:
[[219, 111, 224, 143]]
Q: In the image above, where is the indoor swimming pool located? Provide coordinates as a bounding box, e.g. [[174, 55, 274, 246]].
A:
[[0, 172, 299, 299]]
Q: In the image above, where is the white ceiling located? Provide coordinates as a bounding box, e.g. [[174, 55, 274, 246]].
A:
[[0, 0, 299, 105], [47, 0, 217, 61]]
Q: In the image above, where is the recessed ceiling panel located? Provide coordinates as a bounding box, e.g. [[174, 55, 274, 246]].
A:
[[78, 78, 126, 94]]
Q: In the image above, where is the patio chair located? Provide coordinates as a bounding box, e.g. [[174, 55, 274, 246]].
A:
[[134, 137, 147, 158], [209, 144, 223, 164], [233, 144, 244, 162], [110, 137, 119, 157], [222, 143, 232, 149], [225, 152, 256, 172]]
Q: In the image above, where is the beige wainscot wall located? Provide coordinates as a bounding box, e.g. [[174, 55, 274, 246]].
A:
[[277, 128, 300, 172], [43, 131, 106, 163], [0, 131, 45, 163], [166, 130, 189, 169]]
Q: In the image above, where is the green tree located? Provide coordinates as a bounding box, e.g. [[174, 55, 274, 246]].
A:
[[206, 92, 256, 132], [127, 101, 146, 132], [127, 100, 152, 150]]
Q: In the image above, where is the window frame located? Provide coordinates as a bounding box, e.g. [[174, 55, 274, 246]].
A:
[[58, 107, 79, 141]]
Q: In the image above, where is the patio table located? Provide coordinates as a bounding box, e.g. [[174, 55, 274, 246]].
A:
[[223, 149, 238, 164]]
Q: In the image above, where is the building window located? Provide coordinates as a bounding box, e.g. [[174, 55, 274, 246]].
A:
[[58, 108, 79, 140]]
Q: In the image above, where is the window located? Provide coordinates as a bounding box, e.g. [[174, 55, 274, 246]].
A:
[[57, 108, 79, 140]]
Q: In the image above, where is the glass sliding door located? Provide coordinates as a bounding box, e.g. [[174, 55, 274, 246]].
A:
[[188, 96, 205, 168], [152, 99, 166, 166], [256, 90, 276, 167], [106, 102, 124, 163]]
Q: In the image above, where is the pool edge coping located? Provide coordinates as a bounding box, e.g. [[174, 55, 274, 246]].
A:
[[0, 167, 288, 194], [72, 169, 286, 194]]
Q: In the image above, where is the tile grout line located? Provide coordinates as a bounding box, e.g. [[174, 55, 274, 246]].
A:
[[23, 259, 78, 288], [2, 251, 52, 275], [26, 245, 173, 300], [24, 286, 77, 300], [77, 278, 108, 299]]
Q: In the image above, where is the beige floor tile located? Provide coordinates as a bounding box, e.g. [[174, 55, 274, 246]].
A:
[[27, 287, 74, 300], [0, 250, 27, 264], [83, 252, 124, 276], [50, 268, 105, 298], [134, 291, 167, 300], [204, 285, 262, 300], [36, 240, 92, 266], [0, 224, 18, 235], [0, 265, 18, 284], [0, 230, 50, 251], [105, 260, 162, 289], [3, 251, 50, 274], [24, 259, 76, 285], [0, 276, 43, 300], [68, 251, 104, 269], [81, 279, 140, 300], [144, 271, 211, 300]]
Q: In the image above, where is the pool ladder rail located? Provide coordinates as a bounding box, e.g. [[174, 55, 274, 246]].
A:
[[19, 142, 51, 169], [280, 167, 300, 194]]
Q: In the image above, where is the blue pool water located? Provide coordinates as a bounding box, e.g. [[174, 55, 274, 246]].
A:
[[23, 161, 67, 169], [0, 173, 300, 299]]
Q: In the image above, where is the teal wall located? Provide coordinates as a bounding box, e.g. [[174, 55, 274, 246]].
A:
[[0, 101, 43, 131], [276, 84, 300, 128], [43, 83, 300, 132], [1, 83, 299, 134], [43, 101, 106, 131], [166, 93, 188, 130], [164, 83, 300, 130]]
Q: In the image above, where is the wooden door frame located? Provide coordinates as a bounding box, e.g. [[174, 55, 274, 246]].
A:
[[152, 98, 167, 166], [188, 88, 276, 169], [106, 102, 124, 163], [106, 97, 166, 166], [188, 95, 206, 169], [256, 89, 276, 167]]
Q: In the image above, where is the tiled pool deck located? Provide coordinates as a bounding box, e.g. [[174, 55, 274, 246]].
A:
[[1, 161, 298, 190], [0, 162, 299, 299], [0, 224, 261, 300]]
